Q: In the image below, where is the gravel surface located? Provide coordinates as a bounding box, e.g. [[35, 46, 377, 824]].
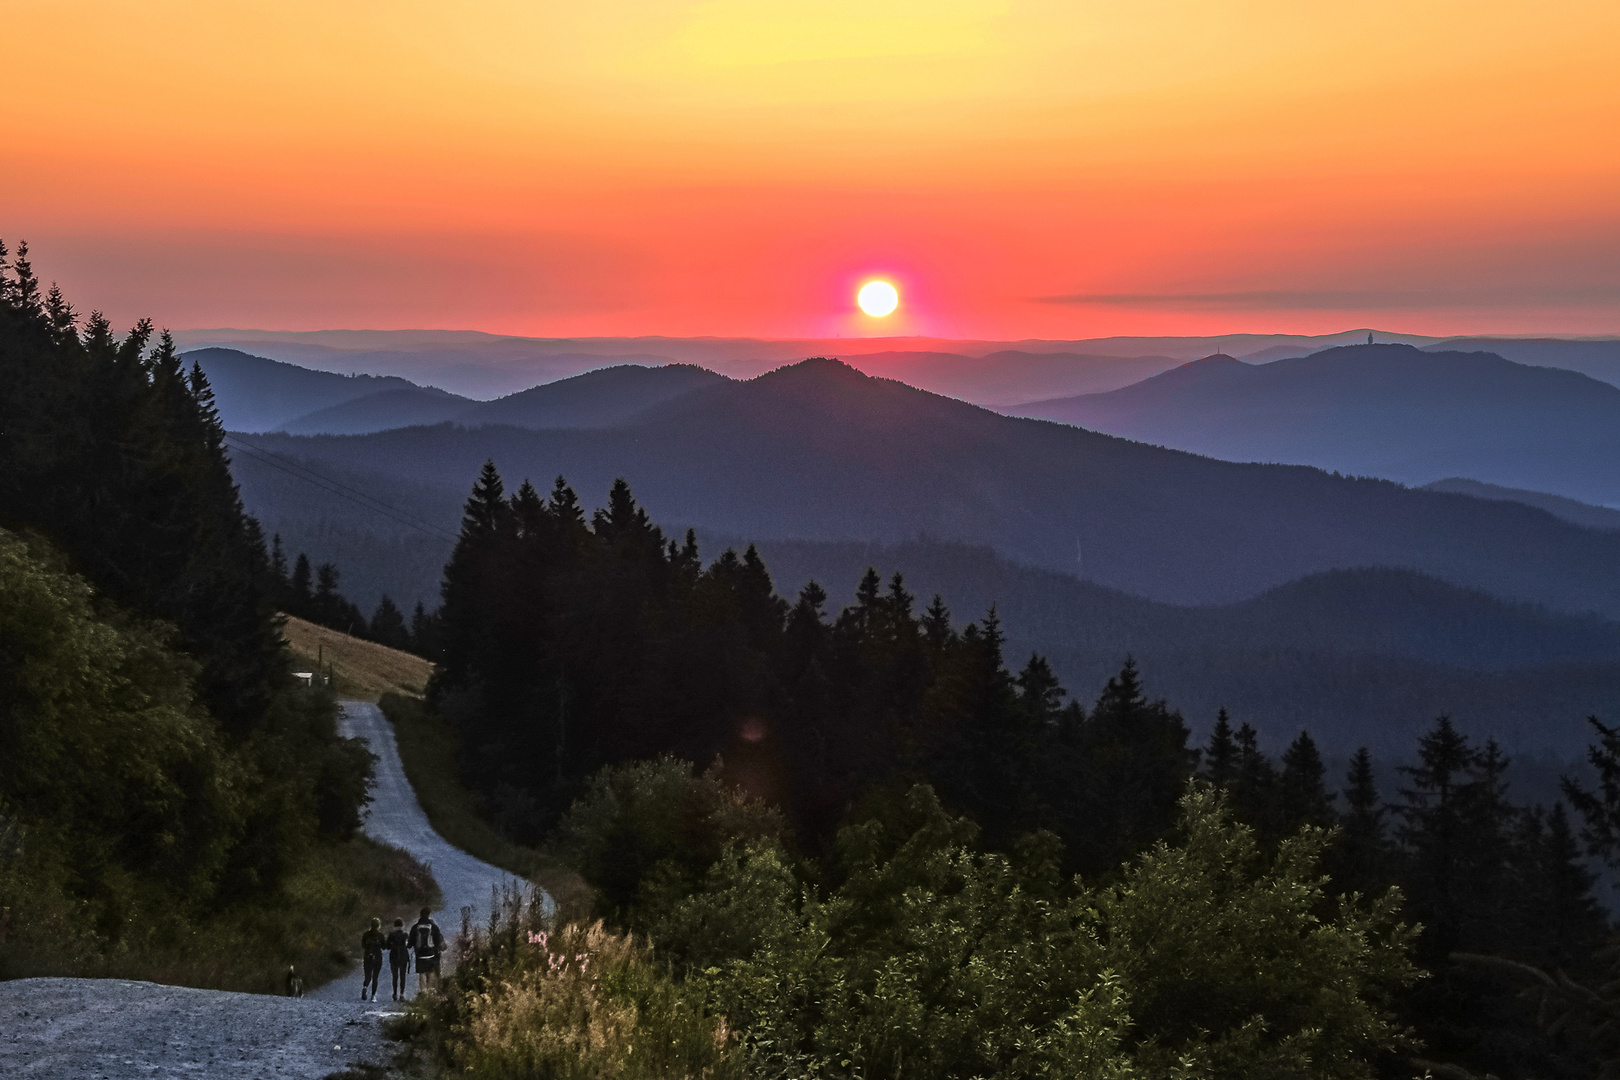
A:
[[0, 698, 531, 1077], [0, 977, 396, 1078], [311, 699, 528, 1003]]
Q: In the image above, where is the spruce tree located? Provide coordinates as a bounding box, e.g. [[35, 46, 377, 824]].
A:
[[1562, 715, 1620, 864], [269, 534, 288, 592], [1279, 730, 1334, 828], [410, 601, 441, 660], [1330, 748, 1395, 896], [1203, 708, 1238, 786], [290, 553, 313, 611], [1016, 655, 1064, 718], [1059, 658, 1196, 873], [921, 595, 952, 648], [1230, 722, 1279, 836], [370, 595, 410, 651]]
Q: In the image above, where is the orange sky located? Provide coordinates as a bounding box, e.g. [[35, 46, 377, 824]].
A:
[[4, 0, 1618, 338]]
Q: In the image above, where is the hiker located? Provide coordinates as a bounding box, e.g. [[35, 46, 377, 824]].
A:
[[386, 917, 412, 1000], [360, 917, 385, 1001], [410, 906, 444, 995]]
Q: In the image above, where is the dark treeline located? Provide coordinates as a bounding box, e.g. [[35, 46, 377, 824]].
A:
[[267, 535, 442, 657], [434, 459, 1617, 1078], [431, 460, 1193, 875], [0, 242, 374, 969]]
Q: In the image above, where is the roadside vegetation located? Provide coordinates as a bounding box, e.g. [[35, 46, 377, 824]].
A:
[[0, 528, 437, 990], [0, 247, 420, 992], [393, 458, 1620, 1079], [403, 767, 1417, 1079]]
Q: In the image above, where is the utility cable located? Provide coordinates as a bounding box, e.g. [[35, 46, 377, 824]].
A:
[[222, 433, 461, 544]]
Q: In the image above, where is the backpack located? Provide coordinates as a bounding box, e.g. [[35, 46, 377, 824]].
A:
[[412, 919, 442, 956]]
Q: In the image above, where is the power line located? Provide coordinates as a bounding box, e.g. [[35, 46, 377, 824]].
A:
[[222, 433, 461, 544]]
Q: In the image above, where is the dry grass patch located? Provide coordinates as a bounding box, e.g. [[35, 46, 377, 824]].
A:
[[282, 614, 433, 701]]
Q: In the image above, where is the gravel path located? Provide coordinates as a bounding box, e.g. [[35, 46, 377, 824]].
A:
[[0, 698, 532, 1078], [310, 699, 528, 1003], [0, 978, 395, 1078]]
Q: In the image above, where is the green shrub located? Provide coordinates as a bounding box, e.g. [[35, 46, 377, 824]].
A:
[[0, 528, 245, 921], [554, 757, 786, 923], [0, 528, 432, 991], [631, 784, 1417, 1080]]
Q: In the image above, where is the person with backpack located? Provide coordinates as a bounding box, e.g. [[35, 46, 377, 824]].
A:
[[385, 917, 412, 1000], [360, 917, 386, 1001], [410, 907, 444, 994]]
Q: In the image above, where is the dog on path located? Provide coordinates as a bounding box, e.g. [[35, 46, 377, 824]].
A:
[[284, 965, 304, 998]]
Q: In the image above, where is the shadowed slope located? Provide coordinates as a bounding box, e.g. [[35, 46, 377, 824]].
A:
[[1010, 344, 1620, 506], [239, 357, 1620, 617], [460, 363, 729, 429]]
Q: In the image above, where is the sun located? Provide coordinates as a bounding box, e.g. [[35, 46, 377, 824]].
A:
[[857, 280, 899, 317]]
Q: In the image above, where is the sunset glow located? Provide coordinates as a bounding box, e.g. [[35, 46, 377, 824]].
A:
[[3, 1, 1618, 337], [858, 282, 899, 318]]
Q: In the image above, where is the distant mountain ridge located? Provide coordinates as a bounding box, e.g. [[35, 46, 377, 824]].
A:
[[188, 347, 430, 432], [1008, 343, 1620, 508], [192, 348, 734, 435], [276, 363, 729, 435], [1423, 478, 1620, 533], [231, 356, 1620, 620], [178, 327, 1467, 402]]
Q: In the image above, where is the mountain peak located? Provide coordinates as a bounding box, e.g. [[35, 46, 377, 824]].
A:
[[761, 356, 870, 383]]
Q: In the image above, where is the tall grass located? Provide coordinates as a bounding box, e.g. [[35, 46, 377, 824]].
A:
[[282, 614, 433, 700], [402, 891, 739, 1080]]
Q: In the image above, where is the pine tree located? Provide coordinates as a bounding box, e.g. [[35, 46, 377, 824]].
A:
[[1203, 708, 1238, 786], [1562, 715, 1620, 864], [269, 534, 288, 590], [370, 595, 410, 651], [10, 240, 41, 315], [1016, 655, 1064, 718], [921, 595, 952, 648], [314, 562, 342, 624], [1057, 658, 1196, 873], [1230, 721, 1279, 836], [1343, 748, 1384, 837], [410, 601, 442, 661], [1279, 730, 1334, 828], [0, 248, 370, 895], [290, 553, 313, 611], [1330, 747, 1395, 896]]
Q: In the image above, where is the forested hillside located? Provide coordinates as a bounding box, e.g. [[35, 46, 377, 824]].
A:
[[418, 458, 1620, 1079], [748, 539, 1620, 756], [0, 242, 407, 987], [236, 357, 1620, 616]]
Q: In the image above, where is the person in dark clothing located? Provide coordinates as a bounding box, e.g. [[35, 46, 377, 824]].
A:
[[386, 917, 412, 1000], [410, 906, 444, 995], [360, 917, 385, 1001]]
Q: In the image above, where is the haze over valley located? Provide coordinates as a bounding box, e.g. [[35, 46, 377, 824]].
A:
[[206, 338, 1620, 760]]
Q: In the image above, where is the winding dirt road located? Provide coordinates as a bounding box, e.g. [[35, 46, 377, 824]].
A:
[[0, 699, 527, 1078], [308, 700, 527, 1003]]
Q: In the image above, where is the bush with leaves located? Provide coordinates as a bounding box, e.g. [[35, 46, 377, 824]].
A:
[[0, 529, 246, 933], [554, 757, 787, 923], [615, 783, 1420, 1080]]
